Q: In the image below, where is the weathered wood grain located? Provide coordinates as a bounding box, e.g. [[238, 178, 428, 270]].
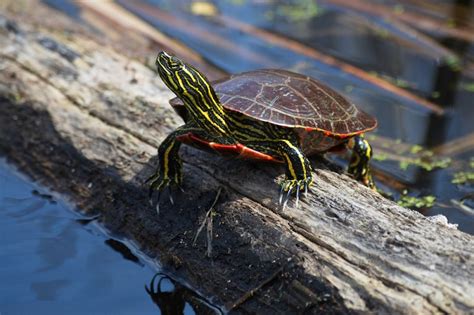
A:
[[0, 13, 473, 314]]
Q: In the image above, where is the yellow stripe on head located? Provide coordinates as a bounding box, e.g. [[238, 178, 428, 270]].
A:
[[155, 51, 231, 137]]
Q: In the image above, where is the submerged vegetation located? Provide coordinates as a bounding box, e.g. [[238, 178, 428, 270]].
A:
[[398, 156, 452, 172], [452, 172, 474, 185], [398, 192, 436, 209], [265, 0, 321, 21], [452, 160, 474, 185], [370, 137, 453, 172]]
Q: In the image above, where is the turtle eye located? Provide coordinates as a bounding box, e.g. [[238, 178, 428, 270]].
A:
[[168, 57, 182, 71]]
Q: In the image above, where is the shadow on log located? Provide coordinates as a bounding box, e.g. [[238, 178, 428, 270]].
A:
[[0, 9, 473, 314]]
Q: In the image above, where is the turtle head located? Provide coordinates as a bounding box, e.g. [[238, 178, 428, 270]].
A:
[[156, 51, 184, 78], [156, 51, 231, 136], [156, 51, 216, 103]]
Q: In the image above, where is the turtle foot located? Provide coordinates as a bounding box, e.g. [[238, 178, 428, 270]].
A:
[[348, 161, 376, 191], [348, 135, 376, 191], [146, 170, 182, 214], [278, 177, 313, 210]]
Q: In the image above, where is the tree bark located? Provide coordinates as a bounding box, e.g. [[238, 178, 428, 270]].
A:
[[0, 12, 473, 315]]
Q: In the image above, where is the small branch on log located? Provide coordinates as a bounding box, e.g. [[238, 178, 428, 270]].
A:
[[228, 263, 285, 311], [193, 187, 222, 257]]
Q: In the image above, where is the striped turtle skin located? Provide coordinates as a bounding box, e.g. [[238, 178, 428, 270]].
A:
[[148, 51, 377, 210]]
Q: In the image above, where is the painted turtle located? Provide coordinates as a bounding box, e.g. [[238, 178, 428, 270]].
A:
[[148, 51, 377, 208]]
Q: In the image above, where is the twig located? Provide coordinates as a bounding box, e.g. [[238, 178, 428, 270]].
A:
[[193, 188, 222, 257], [227, 264, 285, 311]]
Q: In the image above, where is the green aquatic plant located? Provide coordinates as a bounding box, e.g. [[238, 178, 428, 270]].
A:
[[374, 28, 390, 39], [229, 0, 246, 5], [399, 156, 451, 171], [372, 153, 388, 161], [444, 55, 462, 72], [368, 72, 412, 89], [398, 144, 451, 171], [452, 172, 474, 185], [266, 0, 321, 22], [445, 18, 456, 28], [409, 144, 423, 154], [431, 91, 440, 99], [398, 192, 436, 209], [190, 2, 218, 16], [393, 5, 404, 14], [461, 83, 474, 93], [367, 135, 452, 172], [399, 157, 451, 171], [344, 85, 354, 93]]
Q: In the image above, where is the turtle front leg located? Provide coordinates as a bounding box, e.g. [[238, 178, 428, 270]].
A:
[[347, 135, 375, 190], [247, 139, 313, 208], [147, 125, 198, 212], [277, 140, 314, 208]]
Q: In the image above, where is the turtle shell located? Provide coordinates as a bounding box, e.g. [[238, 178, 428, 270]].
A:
[[170, 69, 377, 137]]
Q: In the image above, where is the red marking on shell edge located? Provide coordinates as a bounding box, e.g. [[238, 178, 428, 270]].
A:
[[176, 133, 281, 162], [338, 134, 349, 139]]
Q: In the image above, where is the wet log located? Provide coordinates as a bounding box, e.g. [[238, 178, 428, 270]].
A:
[[0, 12, 473, 315]]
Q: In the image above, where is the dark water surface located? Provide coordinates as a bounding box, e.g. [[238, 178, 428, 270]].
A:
[[0, 160, 204, 315]]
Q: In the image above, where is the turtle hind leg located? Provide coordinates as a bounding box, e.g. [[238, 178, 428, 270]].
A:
[[347, 134, 376, 190]]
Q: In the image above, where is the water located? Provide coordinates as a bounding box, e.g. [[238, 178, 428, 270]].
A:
[[0, 160, 210, 314]]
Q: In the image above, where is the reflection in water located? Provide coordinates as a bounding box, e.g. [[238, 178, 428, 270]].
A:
[[0, 160, 218, 314], [105, 238, 144, 266], [31, 279, 69, 301], [146, 273, 223, 315], [36, 221, 78, 273], [146, 273, 186, 314]]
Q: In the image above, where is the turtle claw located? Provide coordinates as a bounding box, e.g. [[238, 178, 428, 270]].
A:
[[147, 169, 181, 214], [278, 185, 285, 205], [156, 199, 160, 215], [279, 177, 313, 209], [282, 189, 292, 211], [295, 185, 301, 208], [168, 188, 175, 205]]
